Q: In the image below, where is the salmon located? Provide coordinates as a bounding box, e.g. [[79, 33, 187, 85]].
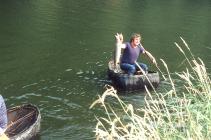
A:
[[114, 42, 121, 66]]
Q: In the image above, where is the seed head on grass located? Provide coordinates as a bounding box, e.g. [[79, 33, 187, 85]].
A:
[[91, 39, 211, 140]]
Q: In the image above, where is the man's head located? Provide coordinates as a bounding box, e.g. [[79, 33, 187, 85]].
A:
[[130, 33, 141, 46]]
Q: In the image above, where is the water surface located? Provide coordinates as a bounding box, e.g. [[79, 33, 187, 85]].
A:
[[0, 0, 211, 139]]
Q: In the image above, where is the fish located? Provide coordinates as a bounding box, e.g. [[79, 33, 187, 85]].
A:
[[115, 43, 121, 66], [114, 33, 123, 67]]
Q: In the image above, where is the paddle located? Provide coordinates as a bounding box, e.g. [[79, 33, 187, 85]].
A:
[[134, 61, 147, 75], [153, 62, 167, 81], [144, 51, 167, 80], [135, 61, 157, 91]]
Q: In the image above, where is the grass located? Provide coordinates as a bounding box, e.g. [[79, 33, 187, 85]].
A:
[[90, 38, 211, 140]]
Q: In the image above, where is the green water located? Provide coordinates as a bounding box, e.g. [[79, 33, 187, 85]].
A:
[[0, 0, 211, 139]]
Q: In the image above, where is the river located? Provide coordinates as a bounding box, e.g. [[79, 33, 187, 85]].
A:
[[0, 0, 210, 139]]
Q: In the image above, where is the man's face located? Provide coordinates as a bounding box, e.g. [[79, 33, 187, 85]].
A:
[[132, 37, 140, 46]]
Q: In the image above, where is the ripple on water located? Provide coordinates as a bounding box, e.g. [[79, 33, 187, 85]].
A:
[[76, 70, 83, 75], [22, 83, 38, 88], [65, 68, 72, 72], [15, 92, 42, 100]]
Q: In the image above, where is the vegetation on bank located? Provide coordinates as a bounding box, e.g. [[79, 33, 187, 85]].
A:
[[90, 38, 211, 140]]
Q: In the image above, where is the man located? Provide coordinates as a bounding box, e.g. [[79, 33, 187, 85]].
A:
[[115, 33, 157, 75], [0, 95, 9, 140]]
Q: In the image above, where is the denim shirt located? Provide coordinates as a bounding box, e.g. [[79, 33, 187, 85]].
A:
[[0, 95, 7, 134]]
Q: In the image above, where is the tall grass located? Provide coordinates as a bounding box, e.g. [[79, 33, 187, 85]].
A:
[[90, 38, 211, 140]]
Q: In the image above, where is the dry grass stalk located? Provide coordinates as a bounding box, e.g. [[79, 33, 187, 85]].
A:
[[91, 39, 211, 140]]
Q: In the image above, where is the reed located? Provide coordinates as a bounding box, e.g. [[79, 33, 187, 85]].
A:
[[90, 39, 211, 140]]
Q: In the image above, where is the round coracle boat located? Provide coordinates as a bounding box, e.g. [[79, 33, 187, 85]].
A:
[[5, 104, 41, 140], [108, 60, 160, 91]]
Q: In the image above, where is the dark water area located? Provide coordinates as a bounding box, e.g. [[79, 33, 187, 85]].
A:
[[0, 0, 211, 139]]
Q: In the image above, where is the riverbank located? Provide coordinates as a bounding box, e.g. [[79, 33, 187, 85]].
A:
[[91, 39, 211, 139]]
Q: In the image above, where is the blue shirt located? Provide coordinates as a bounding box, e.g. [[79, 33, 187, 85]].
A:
[[121, 42, 144, 64], [0, 95, 7, 134]]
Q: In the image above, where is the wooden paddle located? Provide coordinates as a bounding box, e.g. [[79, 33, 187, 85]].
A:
[[135, 61, 158, 91]]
